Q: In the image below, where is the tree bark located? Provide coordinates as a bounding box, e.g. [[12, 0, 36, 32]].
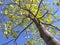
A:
[[29, 15, 60, 45]]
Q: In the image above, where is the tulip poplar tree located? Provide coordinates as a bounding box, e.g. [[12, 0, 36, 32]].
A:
[[0, 0, 60, 45]]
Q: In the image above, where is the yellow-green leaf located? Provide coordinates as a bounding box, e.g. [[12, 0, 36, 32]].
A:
[[9, 5, 14, 10], [12, 33, 17, 38], [5, 10, 8, 15], [46, 15, 52, 23], [56, 2, 60, 6], [28, 40, 33, 45]]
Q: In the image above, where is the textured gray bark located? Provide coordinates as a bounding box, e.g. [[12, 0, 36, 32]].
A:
[[29, 15, 60, 45]]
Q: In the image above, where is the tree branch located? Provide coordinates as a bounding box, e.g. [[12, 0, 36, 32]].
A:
[[41, 22, 60, 31], [14, 21, 33, 41], [52, 9, 59, 16], [35, 0, 43, 17], [12, 16, 27, 29], [39, 10, 48, 19], [2, 22, 33, 45], [2, 39, 14, 45]]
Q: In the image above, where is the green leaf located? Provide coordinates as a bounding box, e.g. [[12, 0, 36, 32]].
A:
[[5, 10, 8, 15], [8, 5, 14, 10], [56, 2, 60, 6], [31, 24, 34, 30], [24, 43, 27, 45], [30, 0, 39, 3], [7, 30, 12, 35], [46, 15, 52, 23], [0, 1, 3, 4], [41, 41, 44, 45], [28, 40, 33, 45], [54, 14, 59, 18], [4, 31, 8, 39], [31, 4, 38, 14], [12, 33, 17, 38]]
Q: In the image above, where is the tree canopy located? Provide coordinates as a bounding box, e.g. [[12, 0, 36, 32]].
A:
[[0, 0, 60, 45]]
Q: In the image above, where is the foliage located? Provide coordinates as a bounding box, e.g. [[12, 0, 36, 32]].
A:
[[0, 0, 60, 45]]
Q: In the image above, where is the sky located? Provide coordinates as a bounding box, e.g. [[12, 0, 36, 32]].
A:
[[0, 0, 60, 45], [0, 0, 26, 45]]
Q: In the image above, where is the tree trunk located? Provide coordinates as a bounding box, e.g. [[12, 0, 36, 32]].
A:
[[29, 15, 60, 45]]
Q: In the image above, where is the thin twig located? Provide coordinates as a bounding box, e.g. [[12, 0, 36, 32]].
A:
[[41, 22, 60, 31], [2, 39, 14, 45], [35, 0, 43, 17], [12, 16, 27, 29], [21, 7, 35, 16], [52, 9, 59, 16], [14, 21, 33, 41], [39, 10, 48, 19], [3, 22, 33, 45]]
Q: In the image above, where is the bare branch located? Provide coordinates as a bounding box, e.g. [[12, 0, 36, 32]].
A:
[[35, 0, 43, 17], [14, 21, 33, 41], [41, 22, 60, 31], [2, 39, 14, 45], [38, 10, 49, 19], [3, 21, 33, 45], [52, 9, 59, 16], [21, 8, 35, 16]]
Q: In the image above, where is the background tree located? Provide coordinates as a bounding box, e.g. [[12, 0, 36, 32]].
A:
[[0, 0, 60, 45]]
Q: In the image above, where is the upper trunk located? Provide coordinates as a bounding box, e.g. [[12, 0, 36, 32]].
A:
[[33, 18, 60, 45], [29, 15, 60, 45]]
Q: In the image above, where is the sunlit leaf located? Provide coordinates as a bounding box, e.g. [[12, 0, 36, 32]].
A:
[[41, 41, 44, 45], [5, 10, 8, 15], [46, 15, 52, 23], [4, 31, 8, 39], [30, 0, 39, 3], [36, 12, 42, 18], [8, 5, 14, 10], [54, 14, 59, 18], [31, 4, 38, 14], [0, 1, 3, 5]]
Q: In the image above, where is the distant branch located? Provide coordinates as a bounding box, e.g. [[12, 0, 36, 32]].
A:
[[40, 10, 48, 18], [52, 9, 59, 16], [3, 22, 33, 45], [21, 8, 35, 16], [41, 22, 60, 31], [51, 19, 60, 24], [14, 21, 33, 41], [2, 39, 14, 45], [12, 16, 27, 29], [35, 0, 43, 17]]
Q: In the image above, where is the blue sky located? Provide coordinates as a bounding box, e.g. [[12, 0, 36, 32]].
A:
[[0, 0, 26, 45], [0, 0, 60, 45]]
